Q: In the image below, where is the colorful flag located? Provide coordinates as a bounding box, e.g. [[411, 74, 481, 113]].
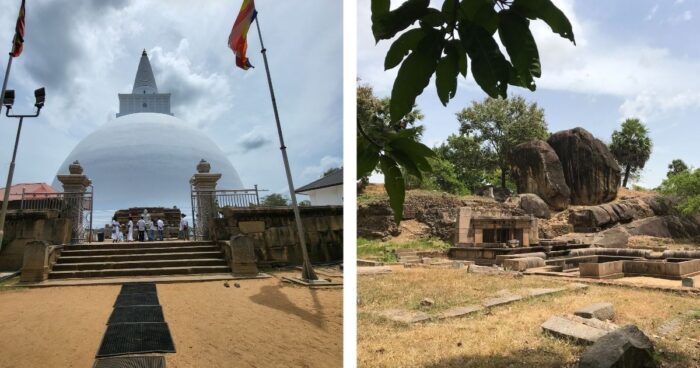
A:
[[228, 0, 257, 70], [10, 0, 26, 58]]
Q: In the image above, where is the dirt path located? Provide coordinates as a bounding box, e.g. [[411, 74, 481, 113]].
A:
[[0, 274, 342, 368]]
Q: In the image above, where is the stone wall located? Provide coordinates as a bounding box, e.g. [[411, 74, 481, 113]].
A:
[[0, 210, 71, 271], [211, 206, 343, 266]]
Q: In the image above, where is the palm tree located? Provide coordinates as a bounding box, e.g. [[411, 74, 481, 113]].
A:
[[609, 118, 652, 188]]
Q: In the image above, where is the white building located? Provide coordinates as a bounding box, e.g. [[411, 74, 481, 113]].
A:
[[295, 169, 343, 206]]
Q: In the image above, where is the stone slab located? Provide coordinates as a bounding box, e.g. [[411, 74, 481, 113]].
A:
[[358, 266, 392, 275], [377, 309, 431, 324], [526, 287, 567, 297], [575, 302, 615, 320], [238, 221, 266, 234], [357, 259, 384, 267], [682, 275, 700, 288], [482, 293, 523, 308], [541, 316, 608, 344], [436, 305, 483, 319], [566, 314, 619, 332]]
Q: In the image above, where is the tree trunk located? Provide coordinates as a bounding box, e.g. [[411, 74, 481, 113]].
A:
[[622, 165, 631, 188], [500, 168, 507, 190]]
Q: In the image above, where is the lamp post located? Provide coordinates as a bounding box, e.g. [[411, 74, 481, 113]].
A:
[[0, 87, 45, 251]]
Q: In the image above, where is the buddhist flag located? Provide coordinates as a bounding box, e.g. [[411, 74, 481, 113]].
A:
[[228, 0, 257, 70], [10, 0, 26, 58]]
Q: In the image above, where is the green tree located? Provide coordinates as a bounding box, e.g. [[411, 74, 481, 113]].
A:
[[434, 134, 494, 191], [659, 168, 700, 215], [323, 167, 342, 177], [456, 96, 549, 189], [667, 159, 689, 178], [357, 83, 435, 222], [363, 0, 574, 222], [420, 156, 469, 195], [261, 193, 288, 206], [609, 118, 652, 188]]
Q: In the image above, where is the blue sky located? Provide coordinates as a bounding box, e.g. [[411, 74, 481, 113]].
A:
[[359, 0, 700, 188], [0, 0, 342, 197]]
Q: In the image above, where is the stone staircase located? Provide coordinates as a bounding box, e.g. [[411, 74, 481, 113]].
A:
[[393, 249, 421, 264], [49, 240, 230, 279]]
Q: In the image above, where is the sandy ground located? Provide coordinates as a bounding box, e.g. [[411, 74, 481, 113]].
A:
[[0, 273, 342, 368]]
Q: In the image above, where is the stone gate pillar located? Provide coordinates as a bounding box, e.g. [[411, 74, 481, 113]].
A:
[[56, 161, 91, 244], [191, 159, 221, 240]]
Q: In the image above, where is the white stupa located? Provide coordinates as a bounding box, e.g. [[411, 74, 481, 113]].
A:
[[53, 50, 244, 210]]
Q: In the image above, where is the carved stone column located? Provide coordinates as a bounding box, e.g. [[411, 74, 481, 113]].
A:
[[191, 159, 221, 240], [56, 161, 91, 244]]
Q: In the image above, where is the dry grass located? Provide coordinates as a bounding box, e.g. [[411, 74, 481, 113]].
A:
[[358, 268, 700, 368]]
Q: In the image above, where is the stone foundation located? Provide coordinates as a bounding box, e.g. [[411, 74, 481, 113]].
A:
[[0, 210, 71, 271], [211, 206, 342, 266]]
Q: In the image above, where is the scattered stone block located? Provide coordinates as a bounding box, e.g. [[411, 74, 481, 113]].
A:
[[526, 287, 566, 297], [566, 315, 618, 332], [357, 266, 392, 275], [575, 302, 615, 321], [377, 309, 431, 324], [682, 275, 699, 288], [541, 316, 608, 344], [482, 293, 522, 308], [503, 257, 545, 271], [578, 325, 657, 368], [420, 298, 435, 307], [436, 305, 483, 319], [357, 259, 384, 267]]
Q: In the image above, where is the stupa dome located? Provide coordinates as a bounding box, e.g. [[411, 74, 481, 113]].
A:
[[53, 51, 243, 211]]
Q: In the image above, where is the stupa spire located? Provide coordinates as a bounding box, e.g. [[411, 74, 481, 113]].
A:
[[132, 49, 158, 94], [117, 49, 172, 117]]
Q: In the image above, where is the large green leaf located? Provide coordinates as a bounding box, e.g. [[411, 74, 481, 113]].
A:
[[441, 0, 459, 31], [512, 0, 575, 44], [358, 138, 381, 179], [459, 21, 510, 98], [384, 28, 426, 70], [459, 0, 498, 34], [390, 30, 443, 122], [371, 0, 390, 15], [420, 8, 445, 27], [380, 155, 405, 223], [372, 0, 430, 42], [389, 136, 435, 172], [498, 9, 540, 90], [435, 44, 459, 106]]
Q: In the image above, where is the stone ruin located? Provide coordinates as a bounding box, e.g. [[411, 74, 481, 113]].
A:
[[448, 208, 700, 285]]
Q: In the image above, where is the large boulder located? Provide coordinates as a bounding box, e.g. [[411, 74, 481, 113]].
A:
[[578, 325, 657, 368], [547, 128, 620, 205], [626, 215, 700, 238], [511, 140, 571, 210], [508, 193, 551, 219]]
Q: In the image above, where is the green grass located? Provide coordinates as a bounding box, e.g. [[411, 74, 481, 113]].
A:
[[357, 238, 451, 263]]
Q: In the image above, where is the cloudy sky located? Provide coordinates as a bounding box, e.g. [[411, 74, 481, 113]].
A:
[[359, 0, 700, 188], [0, 0, 342, 198]]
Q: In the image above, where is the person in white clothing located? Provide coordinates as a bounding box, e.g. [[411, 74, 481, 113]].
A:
[[111, 217, 119, 243], [157, 218, 165, 241], [137, 217, 146, 242], [179, 214, 189, 240], [127, 219, 134, 242]]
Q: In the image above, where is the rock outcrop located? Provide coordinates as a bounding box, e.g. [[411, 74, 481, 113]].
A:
[[547, 128, 621, 205], [578, 325, 657, 368], [511, 141, 571, 210], [507, 193, 551, 219]]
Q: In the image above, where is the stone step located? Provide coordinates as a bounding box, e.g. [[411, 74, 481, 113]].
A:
[[65, 241, 213, 251], [48, 265, 232, 279], [400, 256, 421, 262], [52, 258, 227, 271], [56, 251, 224, 264], [60, 245, 220, 257]]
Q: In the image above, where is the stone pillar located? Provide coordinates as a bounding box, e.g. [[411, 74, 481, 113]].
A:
[[191, 159, 221, 240], [474, 228, 483, 244], [56, 161, 91, 244]]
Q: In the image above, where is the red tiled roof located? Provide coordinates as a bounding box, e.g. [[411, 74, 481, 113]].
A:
[[0, 183, 58, 201]]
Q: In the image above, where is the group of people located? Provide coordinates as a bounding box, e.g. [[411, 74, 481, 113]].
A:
[[110, 214, 190, 242]]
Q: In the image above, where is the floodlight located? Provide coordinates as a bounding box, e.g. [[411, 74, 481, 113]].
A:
[[34, 88, 45, 108], [2, 90, 14, 108]]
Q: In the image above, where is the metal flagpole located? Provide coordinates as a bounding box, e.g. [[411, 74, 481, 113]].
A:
[[0, 55, 13, 116], [254, 16, 318, 281], [0, 116, 24, 251]]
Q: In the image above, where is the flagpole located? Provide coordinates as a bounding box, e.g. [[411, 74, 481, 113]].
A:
[[0, 55, 13, 115], [254, 16, 318, 281]]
